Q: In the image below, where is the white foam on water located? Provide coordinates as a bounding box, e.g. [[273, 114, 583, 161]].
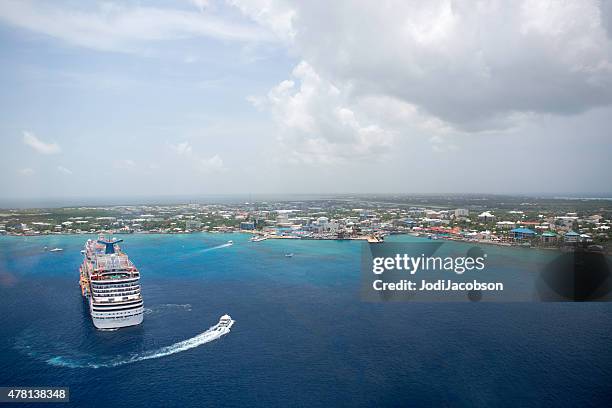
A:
[[145, 304, 192, 315], [201, 243, 232, 252], [43, 320, 233, 369], [159, 303, 192, 310]]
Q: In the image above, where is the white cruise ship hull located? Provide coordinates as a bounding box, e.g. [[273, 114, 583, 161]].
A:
[[87, 296, 144, 329], [92, 310, 144, 329], [80, 236, 145, 330]]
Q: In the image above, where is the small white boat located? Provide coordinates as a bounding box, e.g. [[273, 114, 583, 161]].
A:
[[217, 314, 235, 330], [227, 240, 233, 245], [285, 253, 294, 258], [49, 248, 63, 252]]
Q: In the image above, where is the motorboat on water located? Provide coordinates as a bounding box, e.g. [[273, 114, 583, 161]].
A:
[[217, 314, 235, 331], [49, 248, 63, 252], [285, 253, 294, 258]]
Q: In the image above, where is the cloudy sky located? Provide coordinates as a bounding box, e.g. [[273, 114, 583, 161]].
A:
[[1, 0, 611, 201]]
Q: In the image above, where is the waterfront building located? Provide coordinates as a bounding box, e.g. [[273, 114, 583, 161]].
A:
[[402, 219, 417, 227], [240, 221, 255, 230], [276, 213, 289, 225], [185, 220, 202, 230], [541, 231, 557, 244], [564, 231, 580, 243], [510, 227, 537, 241], [475, 230, 497, 241]]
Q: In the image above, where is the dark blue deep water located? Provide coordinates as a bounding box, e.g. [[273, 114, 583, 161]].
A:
[[1, 234, 611, 407]]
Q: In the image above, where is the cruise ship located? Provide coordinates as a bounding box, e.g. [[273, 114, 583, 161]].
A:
[[79, 236, 144, 329]]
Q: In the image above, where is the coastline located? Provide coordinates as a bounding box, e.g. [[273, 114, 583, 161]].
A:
[[3, 231, 609, 256]]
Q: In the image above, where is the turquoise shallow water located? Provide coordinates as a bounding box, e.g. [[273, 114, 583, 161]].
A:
[[0, 233, 611, 407]]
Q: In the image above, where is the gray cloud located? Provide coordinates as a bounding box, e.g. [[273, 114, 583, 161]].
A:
[[236, 0, 612, 131]]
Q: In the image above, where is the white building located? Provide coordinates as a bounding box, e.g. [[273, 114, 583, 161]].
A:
[[455, 208, 469, 218], [276, 213, 289, 225], [478, 211, 495, 222], [185, 220, 202, 230], [555, 216, 578, 228]]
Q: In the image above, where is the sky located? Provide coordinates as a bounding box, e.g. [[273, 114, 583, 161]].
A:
[[0, 0, 611, 201]]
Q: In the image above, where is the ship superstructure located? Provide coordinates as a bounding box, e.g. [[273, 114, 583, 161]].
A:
[[79, 236, 144, 329]]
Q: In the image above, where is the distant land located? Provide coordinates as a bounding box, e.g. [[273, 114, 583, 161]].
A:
[[0, 193, 611, 209], [1, 194, 610, 252]]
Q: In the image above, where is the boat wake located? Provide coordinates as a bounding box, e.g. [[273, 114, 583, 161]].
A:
[[200, 243, 233, 252], [144, 303, 192, 315], [16, 317, 234, 369]]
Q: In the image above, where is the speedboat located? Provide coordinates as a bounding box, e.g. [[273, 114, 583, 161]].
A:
[[285, 253, 294, 258], [217, 314, 235, 330], [49, 248, 63, 252], [227, 240, 233, 245]]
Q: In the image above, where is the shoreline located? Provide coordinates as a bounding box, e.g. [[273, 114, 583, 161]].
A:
[[3, 231, 609, 255]]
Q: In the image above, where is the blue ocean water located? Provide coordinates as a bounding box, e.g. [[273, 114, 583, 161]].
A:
[[0, 233, 611, 407]]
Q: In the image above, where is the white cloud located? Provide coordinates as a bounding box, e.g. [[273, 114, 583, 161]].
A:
[[169, 141, 225, 173], [114, 159, 136, 169], [18, 168, 35, 176], [198, 154, 225, 172], [234, 0, 612, 132], [170, 141, 193, 156], [22, 131, 61, 154], [0, 1, 274, 53], [57, 165, 72, 174], [226, 0, 296, 43], [191, 0, 211, 13], [252, 61, 394, 164]]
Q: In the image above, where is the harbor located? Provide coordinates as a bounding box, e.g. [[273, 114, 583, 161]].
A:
[[1, 195, 608, 253]]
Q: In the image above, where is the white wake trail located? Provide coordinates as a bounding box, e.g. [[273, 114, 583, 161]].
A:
[[201, 243, 233, 252], [113, 325, 230, 366], [45, 320, 234, 369]]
